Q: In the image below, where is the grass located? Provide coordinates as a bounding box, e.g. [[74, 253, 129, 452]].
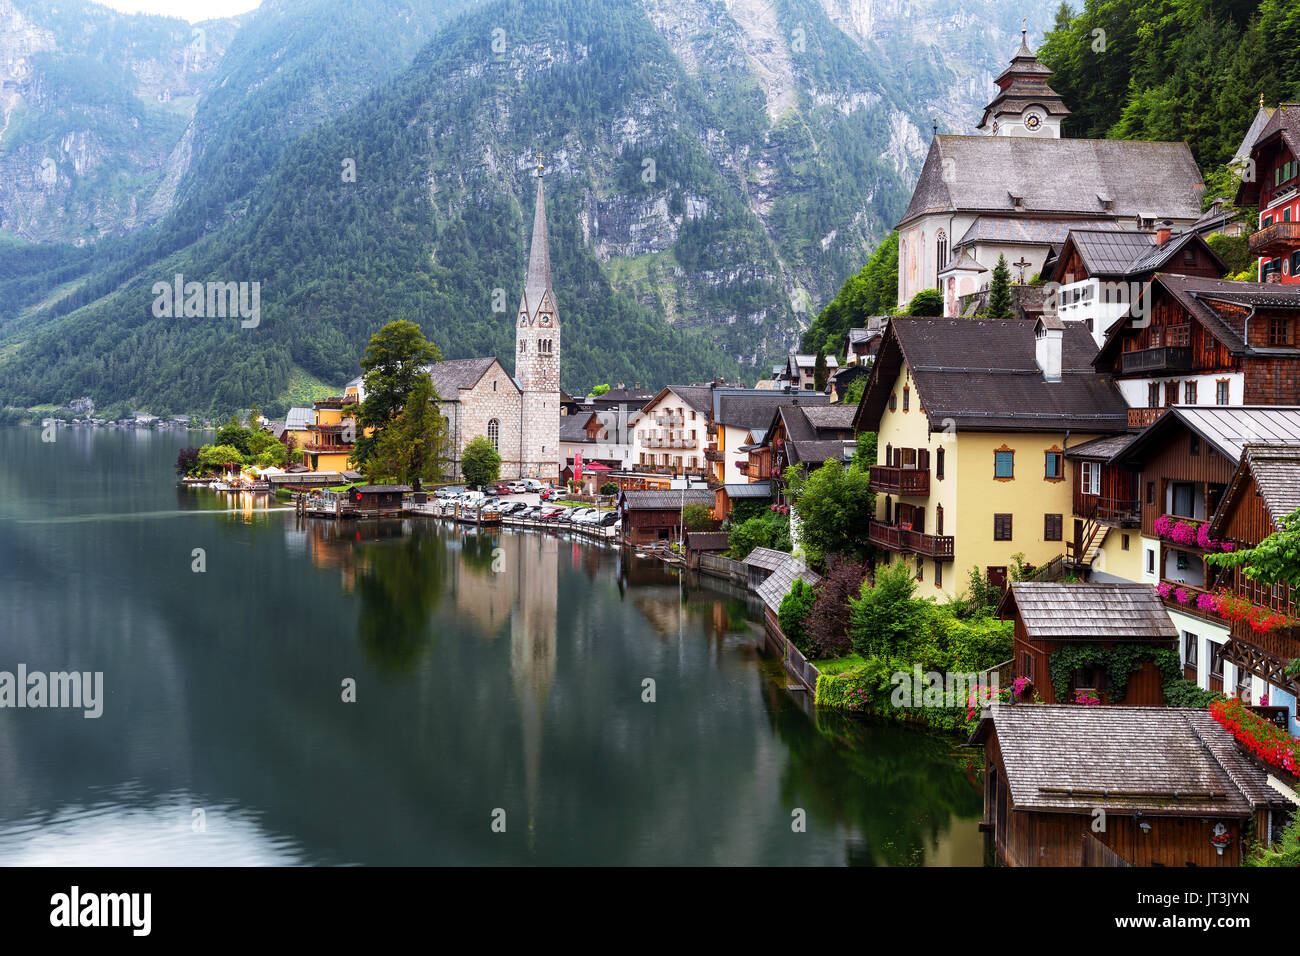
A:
[[814, 653, 866, 674]]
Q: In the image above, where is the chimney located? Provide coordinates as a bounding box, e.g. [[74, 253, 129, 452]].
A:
[[1156, 220, 1173, 245], [1035, 314, 1064, 382]]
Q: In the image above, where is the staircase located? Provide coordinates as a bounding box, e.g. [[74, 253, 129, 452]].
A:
[[1066, 520, 1106, 570]]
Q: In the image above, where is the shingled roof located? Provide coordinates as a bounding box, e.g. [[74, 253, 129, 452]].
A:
[[1001, 582, 1177, 641], [421, 357, 510, 399], [899, 136, 1204, 228], [620, 489, 714, 511], [1210, 443, 1300, 540], [1237, 103, 1300, 206], [755, 555, 822, 614], [854, 318, 1129, 433], [970, 705, 1287, 816], [1118, 406, 1300, 466], [715, 391, 829, 430]]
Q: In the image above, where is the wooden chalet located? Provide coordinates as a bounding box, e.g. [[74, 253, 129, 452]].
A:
[[739, 403, 856, 508], [1093, 274, 1300, 422], [347, 484, 410, 516], [618, 488, 713, 546], [971, 704, 1291, 867], [1235, 102, 1300, 284], [999, 582, 1176, 705], [1204, 443, 1300, 713], [1046, 226, 1226, 286], [1062, 433, 1142, 571]]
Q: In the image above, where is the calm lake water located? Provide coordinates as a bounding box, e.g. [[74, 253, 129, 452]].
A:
[[0, 426, 983, 865]]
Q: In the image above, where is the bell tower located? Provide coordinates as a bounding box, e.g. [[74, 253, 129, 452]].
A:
[[976, 21, 1069, 138], [515, 157, 560, 479]]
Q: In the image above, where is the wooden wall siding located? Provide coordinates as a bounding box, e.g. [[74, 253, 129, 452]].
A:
[[1113, 298, 1239, 375], [1245, 309, 1300, 349], [1137, 427, 1237, 538], [1244, 356, 1300, 405], [1057, 245, 1088, 282], [999, 811, 1246, 867], [1071, 460, 1139, 521], [1013, 633, 1168, 705]]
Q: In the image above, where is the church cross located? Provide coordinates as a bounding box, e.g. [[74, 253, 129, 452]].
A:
[[1013, 257, 1032, 283]]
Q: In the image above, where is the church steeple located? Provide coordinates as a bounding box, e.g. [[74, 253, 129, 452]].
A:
[[520, 156, 554, 322], [976, 23, 1070, 138]]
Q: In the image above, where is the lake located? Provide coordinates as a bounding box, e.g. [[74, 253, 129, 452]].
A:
[[0, 426, 984, 865]]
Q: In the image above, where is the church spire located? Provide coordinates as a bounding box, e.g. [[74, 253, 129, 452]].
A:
[[522, 155, 553, 320]]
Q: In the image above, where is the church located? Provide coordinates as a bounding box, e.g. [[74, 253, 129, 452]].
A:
[[346, 161, 562, 481], [897, 27, 1206, 315]]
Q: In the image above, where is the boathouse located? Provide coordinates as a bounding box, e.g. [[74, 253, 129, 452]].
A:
[[999, 582, 1177, 705], [971, 704, 1290, 866], [347, 484, 411, 516], [618, 489, 713, 545]]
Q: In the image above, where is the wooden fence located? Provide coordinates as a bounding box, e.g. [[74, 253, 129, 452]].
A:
[[698, 552, 746, 585], [1079, 831, 1131, 867]]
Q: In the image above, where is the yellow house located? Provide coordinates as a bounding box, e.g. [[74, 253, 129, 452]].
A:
[[853, 316, 1131, 597], [302, 394, 359, 472]]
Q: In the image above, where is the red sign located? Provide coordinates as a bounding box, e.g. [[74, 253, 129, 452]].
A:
[[574, 452, 583, 483]]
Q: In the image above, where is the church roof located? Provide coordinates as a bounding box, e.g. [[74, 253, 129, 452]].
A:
[[421, 357, 514, 399], [519, 166, 555, 322], [899, 136, 1204, 228]]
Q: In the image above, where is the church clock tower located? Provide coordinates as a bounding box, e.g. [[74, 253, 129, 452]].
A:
[[515, 158, 561, 480], [976, 23, 1069, 138]]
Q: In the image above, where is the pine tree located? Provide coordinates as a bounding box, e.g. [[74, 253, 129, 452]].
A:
[[986, 254, 1013, 320], [813, 349, 828, 391]]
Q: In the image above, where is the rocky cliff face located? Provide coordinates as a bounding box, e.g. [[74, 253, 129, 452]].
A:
[[0, 0, 235, 242]]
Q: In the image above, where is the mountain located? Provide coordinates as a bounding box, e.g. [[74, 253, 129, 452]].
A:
[[0, 0, 1058, 416]]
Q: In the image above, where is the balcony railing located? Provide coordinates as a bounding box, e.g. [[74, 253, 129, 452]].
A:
[[868, 520, 955, 560], [1120, 345, 1193, 375], [1158, 580, 1221, 621], [655, 413, 685, 427], [1075, 495, 1142, 527], [869, 465, 930, 496], [1127, 407, 1166, 429], [1248, 221, 1300, 256], [704, 448, 723, 462]]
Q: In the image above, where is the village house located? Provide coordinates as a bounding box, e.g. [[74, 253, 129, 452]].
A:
[[774, 352, 838, 391], [301, 394, 359, 472], [617, 488, 713, 546], [734, 402, 856, 517], [1093, 273, 1300, 416], [1236, 102, 1300, 283], [972, 704, 1290, 867], [708, 388, 832, 486], [624, 385, 713, 487], [1042, 225, 1228, 346], [899, 32, 1204, 313], [854, 314, 1129, 596], [559, 407, 633, 475], [1107, 406, 1300, 726], [1203, 442, 1300, 732], [998, 582, 1177, 706]]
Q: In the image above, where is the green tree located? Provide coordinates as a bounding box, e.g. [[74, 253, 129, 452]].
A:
[[726, 509, 791, 559], [216, 415, 253, 455], [353, 320, 442, 468], [590, 384, 610, 396], [461, 434, 502, 488], [838, 375, 867, 408], [783, 461, 876, 569], [849, 560, 933, 658], [198, 444, 246, 472], [813, 348, 828, 392], [779, 578, 818, 653], [366, 375, 449, 490], [681, 503, 715, 531], [985, 254, 1013, 319], [906, 288, 943, 316], [801, 231, 898, 354], [1206, 507, 1300, 587], [1246, 811, 1300, 867]]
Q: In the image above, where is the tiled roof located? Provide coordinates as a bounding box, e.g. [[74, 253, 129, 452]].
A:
[[1064, 433, 1136, 460], [1005, 582, 1177, 640], [684, 531, 730, 551], [856, 318, 1129, 433], [721, 481, 772, 499], [900, 136, 1204, 228], [972, 705, 1286, 815], [958, 216, 1110, 248], [755, 555, 821, 614], [350, 484, 412, 494], [559, 416, 592, 442], [716, 392, 830, 430], [787, 440, 853, 466], [802, 405, 858, 431], [664, 385, 714, 416], [1243, 443, 1300, 523]]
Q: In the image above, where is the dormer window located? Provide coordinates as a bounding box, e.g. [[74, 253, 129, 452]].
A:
[[1097, 193, 1114, 211], [1009, 192, 1025, 211]]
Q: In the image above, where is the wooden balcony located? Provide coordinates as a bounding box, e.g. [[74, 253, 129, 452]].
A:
[[1120, 346, 1193, 375], [1158, 580, 1222, 622], [1127, 407, 1166, 429], [704, 447, 724, 462], [1248, 221, 1300, 256], [1075, 496, 1142, 527], [869, 464, 930, 496], [868, 520, 954, 560]]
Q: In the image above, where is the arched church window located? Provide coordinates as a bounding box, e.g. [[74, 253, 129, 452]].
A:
[[936, 229, 948, 271], [488, 419, 500, 450]]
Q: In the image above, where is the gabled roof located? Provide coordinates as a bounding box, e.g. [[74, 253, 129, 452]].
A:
[[620, 489, 714, 511], [1095, 273, 1300, 367], [970, 705, 1286, 816], [854, 318, 1129, 434], [1236, 103, 1300, 205], [1210, 443, 1300, 538], [422, 357, 511, 399], [899, 136, 1204, 228], [741, 547, 788, 571], [1116, 405, 1300, 466], [802, 405, 858, 431], [1122, 228, 1227, 277], [715, 391, 830, 430], [1002, 582, 1176, 641], [559, 415, 593, 442], [720, 481, 771, 499]]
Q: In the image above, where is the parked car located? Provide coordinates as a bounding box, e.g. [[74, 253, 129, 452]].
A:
[[493, 484, 513, 496], [537, 508, 564, 521], [540, 488, 561, 501], [598, 511, 620, 527], [519, 479, 544, 492]]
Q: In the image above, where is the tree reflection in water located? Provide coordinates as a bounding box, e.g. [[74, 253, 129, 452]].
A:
[[353, 524, 448, 672]]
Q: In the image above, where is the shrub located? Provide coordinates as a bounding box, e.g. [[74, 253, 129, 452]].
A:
[[906, 288, 944, 316], [806, 560, 866, 658], [599, 482, 618, 496], [726, 509, 791, 558], [1162, 678, 1225, 708], [681, 503, 715, 532], [849, 560, 933, 658], [778, 578, 818, 653]]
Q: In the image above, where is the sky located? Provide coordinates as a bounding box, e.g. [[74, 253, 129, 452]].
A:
[[95, 0, 263, 21]]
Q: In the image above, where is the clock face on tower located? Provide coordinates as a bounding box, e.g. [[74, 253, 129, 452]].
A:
[[1024, 112, 1043, 131], [539, 313, 553, 327]]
